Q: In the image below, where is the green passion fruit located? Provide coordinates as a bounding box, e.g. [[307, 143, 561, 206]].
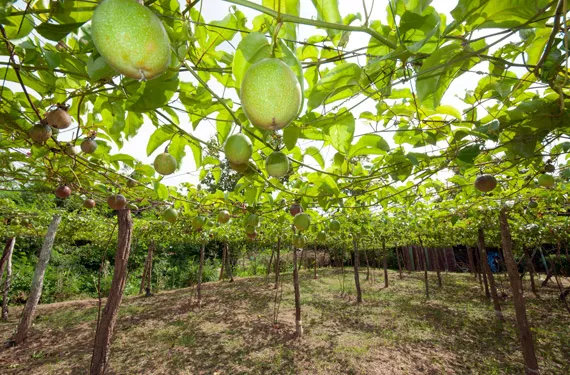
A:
[[108, 194, 127, 210], [245, 224, 256, 235], [246, 213, 259, 227], [192, 215, 206, 230], [240, 58, 301, 131], [538, 174, 555, 187], [29, 124, 52, 144], [218, 210, 231, 224], [91, 0, 171, 80], [293, 213, 310, 231], [293, 234, 306, 249], [224, 134, 252, 165], [265, 151, 290, 178], [153, 153, 177, 175], [528, 200, 538, 209], [163, 207, 178, 223], [329, 220, 341, 232], [317, 231, 327, 242], [474, 174, 497, 192]]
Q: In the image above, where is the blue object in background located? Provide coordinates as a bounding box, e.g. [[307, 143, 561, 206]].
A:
[[487, 251, 500, 272]]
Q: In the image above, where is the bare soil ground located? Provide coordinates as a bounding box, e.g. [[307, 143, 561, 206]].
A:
[[0, 269, 569, 374]]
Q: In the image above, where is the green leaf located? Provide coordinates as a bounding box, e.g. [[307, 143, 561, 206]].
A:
[[153, 181, 170, 200], [348, 134, 390, 158], [283, 125, 300, 150], [245, 185, 258, 205], [232, 32, 271, 88], [399, 7, 441, 53], [207, 12, 238, 48], [304, 146, 325, 168], [36, 22, 85, 41], [189, 142, 202, 169], [168, 135, 187, 167], [3, 13, 35, 40], [126, 73, 179, 112], [311, 0, 341, 37], [216, 111, 233, 145], [325, 110, 355, 154], [147, 127, 175, 156], [262, 0, 299, 42], [308, 63, 362, 110], [109, 153, 136, 168], [87, 55, 115, 82], [124, 112, 144, 140], [456, 144, 481, 165]]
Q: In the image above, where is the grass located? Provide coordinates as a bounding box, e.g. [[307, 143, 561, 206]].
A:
[[0, 268, 569, 374]]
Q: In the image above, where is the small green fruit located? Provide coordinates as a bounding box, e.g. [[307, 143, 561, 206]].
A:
[[192, 215, 206, 230], [246, 213, 259, 227], [293, 234, 306, 249], [163, 207, 178, 223], [528, 200, 538, 209], [265, 151, 290, 178], [218, 210, 230, 224], [317, 231, 327, 242], [245, 224, 256, 235], [293, 213, 310, 231], [240, 58, 301, 131], [537, 174, 555, 188], [224, 134, 252, 165], [91, 0, 171, 80], [81, 139, 98, 154], [154, 153, 177, 175], [29, 124, 52, 144], [329, 220, 341, 232]]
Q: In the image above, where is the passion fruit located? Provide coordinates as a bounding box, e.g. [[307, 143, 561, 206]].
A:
[[265, 151, 290, 178], [46, 107, 72, 129], [544, 163, 555, 173], [224, 134, 252, 165], [329, 219, 341, 232], [107, 194, 127, 210], [192, 215, 206, 230], [317, 230, 327, 242], [55, 185, 72, 199], [293, 233, 306, 249], [240, 58, 301, 131], [245, 224, 256, 235], [91, 0, 171, 80], [528, 200, 538, 209], [218, 210, 231, 224], [289, 203, 302, 217], [153, 152, 177, 175], [537, 174, 555, 188], [474, 174, 497, 192], [247, 231, 258, 240], [81, 138, 98, 154], [83, 198, 96, 209], [293, 213, 310, 231], [163, 207, 178, 223], [29, 124, 52, 144], [246, 213, 259, 227]]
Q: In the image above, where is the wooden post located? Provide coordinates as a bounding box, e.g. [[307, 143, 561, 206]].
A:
[[14, 215, 61, 345], [478, 228, 504, 321], [197, 243, 205, 306], [499, 209, 539, 375], [352, 237, 363, 303], [382, 239, 388, 288], [274, 237, 281, 288], [396, 246, 403, 279], [292, 239, 303, 337]]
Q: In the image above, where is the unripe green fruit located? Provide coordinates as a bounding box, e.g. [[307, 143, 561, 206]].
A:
[[293, 234, 306, 249], [81, 139, 98, 154], [474, 174, 497, 192], [246, 213, 259, 227], [528, 200, 538, 209], [245, 224, 256, 235], [224, 134, 252, 165], [192, 215, 206, 230], [107, 194, 127, 210], [218, 210, 230, 224], [317, 230, 327, 242], [91, 0, 171, 80], [538, 174, 555, 187], [29, 124, 52, 144], [329, 220, 341, 232], [229, 161, 250, 174], [294, 213, 310, 231], [163, 207, 178, 223], [265, 151, 290, 178], [127, 172, 140, 188], [154, 153, 177, 175], [240, 58, 301, 131]]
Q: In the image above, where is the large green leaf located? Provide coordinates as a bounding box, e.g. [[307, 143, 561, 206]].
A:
[[126, 73, 179, 112], [36, 22, 86, 41], [398, 7, 441, 53], [307, 63, 362, 110], [311, 0, 341, 37], [262, 0, 300, 42], [325, 110, 355, 154], [348, 134, 390, 158]]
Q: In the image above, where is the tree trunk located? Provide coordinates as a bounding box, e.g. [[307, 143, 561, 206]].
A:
[[313, 244, 318, 280], [0, 237, 15, 282], [499, 209, 539, 375], [467, 246, 476, 277], [1, 237, 15, 321], [363, 247, 370, 281], [139, 240, 154, 295], [396, 246, 403, 279], [478, 228, 504, 321], [352, 237, 363, 304], [274, 238, 281, 289], [90, 209, 133, 375], [197, 244, 205, 306], [292, 242, 302, 337], [434, 248, 442, 287], [266, 244, 275, 279], [14, 215, 61, 345], [423, 246, 430, 299], [226, 241, 234, 282], [219, 240, 227, 281], [382, 239, 389, 288], [473, 244, 485, 293], [523, 247, 538, 297]]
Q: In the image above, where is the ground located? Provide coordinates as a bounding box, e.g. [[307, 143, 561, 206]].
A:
[[0, 269, 569, 374]]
